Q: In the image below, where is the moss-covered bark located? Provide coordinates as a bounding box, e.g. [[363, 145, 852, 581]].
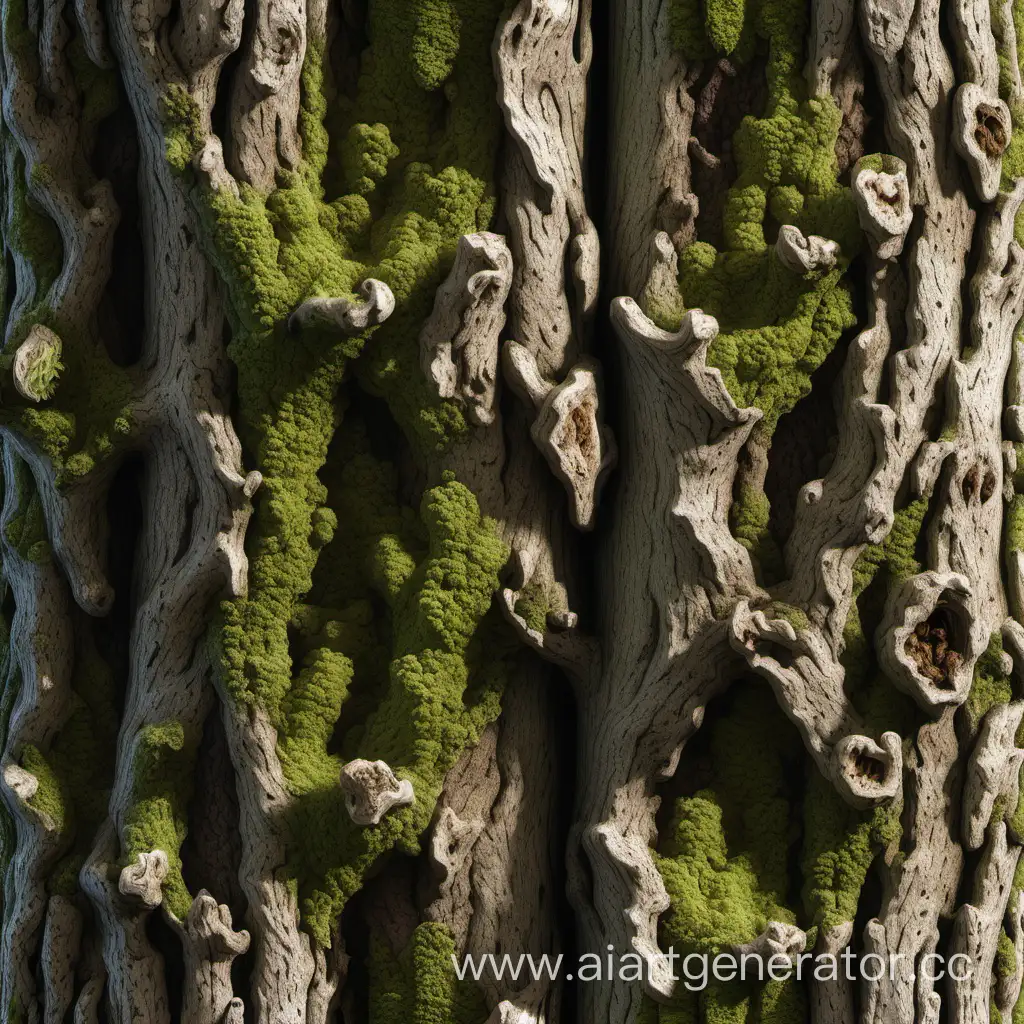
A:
[[0, 0, 1023, 1020]]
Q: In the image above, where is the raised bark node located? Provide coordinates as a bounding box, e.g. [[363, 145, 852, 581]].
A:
[[2, 764, 38, 803], [963, 701, 1024, 849], [288, 279, 396, 335], [729, 601, 902, 806], [172, 0, 244, 75], [12, 324, 62, 403], [420, 232, 513, 427], [859, 0, 915, 59], [194, 138, 241, 198], [184, 891, 250, 957], [338, 759, 415, 826], [503, 342, 616, 530], [851, 155, 914, 259], [952, 85, 1011, 201], [876, 571, 985, 709], [775, 225, 839, 274], [731, 921, 807, 965], [831, 732, 902, 808], [118, 850, 169, 910]]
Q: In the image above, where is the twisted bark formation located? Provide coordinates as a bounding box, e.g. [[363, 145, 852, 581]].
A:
[[1, 0, 1024, 1021]]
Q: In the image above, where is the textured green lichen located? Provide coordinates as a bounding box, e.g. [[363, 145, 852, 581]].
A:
[[285, 473, 509, 945], [121, 720, 198, 920], [730, 486, 784, 583], [842, 497, 929, 694], [670, 0, 860, 432], [666, 0, 859, 576], [20, 744, 65, 831], [658, 683, 805, 1023], [0, 2, 133, 482], [801, 768, 899, 932], [966, 633, 1014, 732], [160, 0, 512, 950], [368, 922, 487, 1024], [513, 582, 550, 634]]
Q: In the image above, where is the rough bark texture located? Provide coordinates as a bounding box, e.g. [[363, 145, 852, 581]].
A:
[[2, 0, 1024, 1022]]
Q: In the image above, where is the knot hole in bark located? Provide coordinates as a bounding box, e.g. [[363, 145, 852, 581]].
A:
[[904, 607, 963, 689], [566, 400, 597, 462], [975, 105, 1008, 157], [750, 637, 795, 669], [961, 464, 998, 503], [853, 752, 886, 782]]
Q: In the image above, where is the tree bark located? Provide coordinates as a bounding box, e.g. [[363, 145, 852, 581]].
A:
[[1, 0, 1024, 1022]]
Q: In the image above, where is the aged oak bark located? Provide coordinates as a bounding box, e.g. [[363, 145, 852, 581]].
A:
[[0, 0, 1023, 1022]]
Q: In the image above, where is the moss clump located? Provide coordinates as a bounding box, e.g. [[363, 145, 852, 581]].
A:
[[514, 582, 550, 634], [965, 633, 1013, 731], [730, 486, 784, 583], [121, 720, 198, 920], [658, 682, 805, 1021], [764, 601, 808, 632], [667, 0, 860, 436], [20, 744, 65, 831], [368, 922, 487, 1024], [285, 475, 509, 945], [341, 123, 401, 195], [411, 0, 461, 91], [801, 767, 899, 931], [277, 648, 354, 793], [12, 318, 134, 482], [161, 84, 204, 174]]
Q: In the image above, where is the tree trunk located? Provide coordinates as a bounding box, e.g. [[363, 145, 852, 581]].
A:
[[0, 0, 1023, 1022]]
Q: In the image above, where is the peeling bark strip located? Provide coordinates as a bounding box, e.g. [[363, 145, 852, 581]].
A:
[[1, 0, 1024, 1020]]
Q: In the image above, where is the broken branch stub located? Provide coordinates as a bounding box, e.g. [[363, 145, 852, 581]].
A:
[[338, 759, 415, 826], [118, 850, 169, 910], [952, 84, 1012, 201], [851, 155, 914, 259], [288, 279, 396, 335], [503, 341, 616, 530], [420, 232, 513, 427], [775, 225, 839, 274], [731, 921, 808, 966]]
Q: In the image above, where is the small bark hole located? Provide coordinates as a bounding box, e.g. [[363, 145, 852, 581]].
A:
[[981, 469, 997, 502], [975, 105, 1008, 156], [962, 464, 981, 503], [567, 401, 596, 461]]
